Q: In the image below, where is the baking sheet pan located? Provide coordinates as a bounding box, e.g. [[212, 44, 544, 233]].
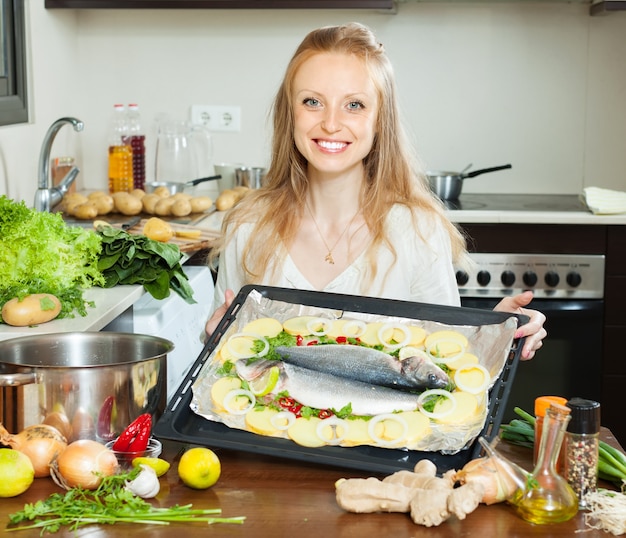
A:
[[154, 285, 527, 473]]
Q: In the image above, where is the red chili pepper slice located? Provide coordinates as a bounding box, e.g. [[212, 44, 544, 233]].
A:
[[336, 336, 347, 344], [111, 413, 152, 452], [96, 396, 115, 441], [318, 409, 334, 419], [307, 340, 318, 346], [296, 335, 304, 346]]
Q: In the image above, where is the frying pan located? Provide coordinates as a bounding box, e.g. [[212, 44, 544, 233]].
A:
[[145, 174, 222, 195], [427, 165, 512, 200]]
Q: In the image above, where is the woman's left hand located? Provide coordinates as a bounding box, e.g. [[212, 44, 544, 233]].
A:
[[493, 290, 547, 360]]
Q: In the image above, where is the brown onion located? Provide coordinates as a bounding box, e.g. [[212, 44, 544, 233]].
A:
[[0, 423, 67, 478], [50, 439, 118, 490], [43, 411, 73, 441]]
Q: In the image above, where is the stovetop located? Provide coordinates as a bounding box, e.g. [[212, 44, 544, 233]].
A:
[[443, 194, 586, 212]]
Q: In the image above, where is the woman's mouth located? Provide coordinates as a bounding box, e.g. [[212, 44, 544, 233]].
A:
[[316, 139, 349, 152]]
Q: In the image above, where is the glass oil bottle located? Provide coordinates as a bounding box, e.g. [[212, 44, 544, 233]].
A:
[[516, 402, 579, 524]]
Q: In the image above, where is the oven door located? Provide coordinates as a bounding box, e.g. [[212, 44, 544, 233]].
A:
[[461, 297, 604, 423]]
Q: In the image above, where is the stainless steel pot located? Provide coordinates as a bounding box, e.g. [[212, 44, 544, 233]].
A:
[[144, 174, 221, 195], [0, 332, 173, 442], [427, 164, 512, 200]]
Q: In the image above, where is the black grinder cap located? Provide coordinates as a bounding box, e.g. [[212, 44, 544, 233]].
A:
[[566, 397, 601, 434]]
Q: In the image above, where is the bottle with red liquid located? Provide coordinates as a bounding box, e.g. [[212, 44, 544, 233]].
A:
[[126, 103, 146, 190]]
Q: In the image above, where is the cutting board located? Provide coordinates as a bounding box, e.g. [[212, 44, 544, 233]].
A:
[[126, 219, 220, 253]]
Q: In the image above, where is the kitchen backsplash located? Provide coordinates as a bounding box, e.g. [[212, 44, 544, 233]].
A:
[[0, 2, 625, 204]]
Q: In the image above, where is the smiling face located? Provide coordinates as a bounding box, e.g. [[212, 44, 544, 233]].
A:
[[292, 52, 379, 180]]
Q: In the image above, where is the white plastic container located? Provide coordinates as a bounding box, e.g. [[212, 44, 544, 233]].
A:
[[133, 265, 214, 399]]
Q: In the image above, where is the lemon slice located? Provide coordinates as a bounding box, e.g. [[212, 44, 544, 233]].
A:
[[132, 457, 171, 477], [249, 365, 280, 396]]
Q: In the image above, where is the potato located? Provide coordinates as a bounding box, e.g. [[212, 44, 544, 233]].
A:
[[153, 186, 172, 198], [72, 202, 99, 220], [215, 190, 239, 211], [141, 193, 160, 214], [154, 197, 175, 216], [130, 188, 146, 199], [287, 417, 326, 448], [87, 191, 108, 200], [171, 192, 192, 201], [245, 408, 283, 437], [2, 293, 62, 327], [170, 198, 192, 217], [241, 317, 283, 338], [61, 192, 88, 215], [142, 216, 174, 242], [92, 195, 114, 216], [114, 192, 143, 216], [189, 196, 213, 213]]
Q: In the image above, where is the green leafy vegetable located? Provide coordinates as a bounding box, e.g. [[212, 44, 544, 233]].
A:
[[96, 226, 195, 303], [0, 195, 103, 321], [6, 469, 245, 534]]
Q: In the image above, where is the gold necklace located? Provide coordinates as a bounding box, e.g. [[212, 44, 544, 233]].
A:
[[306, 202, 357, 265]]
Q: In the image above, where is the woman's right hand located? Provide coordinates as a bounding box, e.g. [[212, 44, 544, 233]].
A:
[[205, 288, 235, 337]]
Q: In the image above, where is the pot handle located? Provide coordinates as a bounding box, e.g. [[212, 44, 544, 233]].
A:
[[0, 372, 37, 387], [464, 164, 512, 179]]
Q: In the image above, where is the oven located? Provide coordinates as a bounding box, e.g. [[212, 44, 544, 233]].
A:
[[450, 194, 605, 423]]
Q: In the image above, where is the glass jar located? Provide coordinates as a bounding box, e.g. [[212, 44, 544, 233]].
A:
[[534, 395, 567, 468], [564, 398, 601, 508]]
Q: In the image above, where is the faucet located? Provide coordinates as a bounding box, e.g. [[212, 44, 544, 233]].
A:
[[34, 117, 84, 212]]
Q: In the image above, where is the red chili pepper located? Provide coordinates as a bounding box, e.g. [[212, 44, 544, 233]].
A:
[[278, 396, 296, 409], [336, 336, 347, 344], [307, 340, 318, 346], [127, 415, 152, 453], [318, 409, 334, 419], [96, 396, 115, 441], [296, 335, 304, 346], [111, 413, 152, 452], [289, 403, 303, 417]]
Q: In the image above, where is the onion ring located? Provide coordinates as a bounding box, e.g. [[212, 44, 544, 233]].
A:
[[377, 323, 411, 351], [306, 317, 333, 336], [316, 416, 347, 445], [226, 332, 269, 359], [270, 411, 296, 431], [417, 389, 457, 420], [367, 414, 409, 447], [222, 389, 256, 415], [342, 320, 367, 337], [453, 364, 491, 394]]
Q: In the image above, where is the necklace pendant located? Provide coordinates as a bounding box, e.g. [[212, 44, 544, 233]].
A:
[[325, 252, 335, 264]]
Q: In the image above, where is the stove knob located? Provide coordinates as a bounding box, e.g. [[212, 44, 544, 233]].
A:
[[566, 271, 582, 288], [456, 270, 469, 286], [501, 270, 516, 287], [477, 270, 491, 287], [523, 271, 538, 287], [545, 271, 560, 287]]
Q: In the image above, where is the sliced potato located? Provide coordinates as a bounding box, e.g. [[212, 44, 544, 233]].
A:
[[245, 407, 282, 436], [433, 391, 479, 425], [393, 411, 432, 445], [342, 418, 372, 447], [210, 376, 242, 410], [282, 315, 320, 336], [241, 317, 283, 338], [287, 416, 326, 448]]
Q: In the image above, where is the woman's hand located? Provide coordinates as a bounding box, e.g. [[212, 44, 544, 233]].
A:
[[205, 288, 235, 337], [493, 290, 547, 360]]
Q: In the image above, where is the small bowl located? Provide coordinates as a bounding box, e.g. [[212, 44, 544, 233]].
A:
[[105, 437, 162, 469]]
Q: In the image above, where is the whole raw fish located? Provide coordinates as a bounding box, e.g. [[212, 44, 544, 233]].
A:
[[235, 359, 422, 416], [274, 344, 449, 391]]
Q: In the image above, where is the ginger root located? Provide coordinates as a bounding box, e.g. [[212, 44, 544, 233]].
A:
[[335, 459, 486, 528]]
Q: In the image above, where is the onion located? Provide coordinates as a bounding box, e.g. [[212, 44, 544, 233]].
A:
[[306, 317, 333, 336], [316, 417, 347, 445], [377, 323, 411, 351], [50, 439, 118, 490], [43, 411, 73, 441], [0, 423, 67, 478], [222, 389, 256, 415], [425, 338, 466, 365], [270, 411, 296, 431], [417, 389, 457, 420], [342, 320, 366, 337], [367, 414, 408, 447], [226, 332, 269, 359]]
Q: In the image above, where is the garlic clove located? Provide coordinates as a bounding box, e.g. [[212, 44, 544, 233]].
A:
[[125, 463, 161, 499]]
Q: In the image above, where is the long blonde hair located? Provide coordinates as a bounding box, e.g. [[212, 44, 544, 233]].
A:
[[210, 22, 467, 290]]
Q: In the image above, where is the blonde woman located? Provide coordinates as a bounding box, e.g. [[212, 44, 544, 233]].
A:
[[207, 22, 545, 360]]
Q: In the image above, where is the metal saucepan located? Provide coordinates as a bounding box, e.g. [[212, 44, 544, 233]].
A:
[[144, 174, 222, 195], [427, 164, 512, 200], [0, 332, 173, 442]]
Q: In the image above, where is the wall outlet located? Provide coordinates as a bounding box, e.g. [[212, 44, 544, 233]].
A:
[[190, 105, 241, 132]]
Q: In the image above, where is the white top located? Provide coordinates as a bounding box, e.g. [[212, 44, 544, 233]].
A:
[[214, 204, 461, 308]]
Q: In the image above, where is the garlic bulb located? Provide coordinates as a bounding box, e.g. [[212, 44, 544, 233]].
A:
[[125, 464, 160, 499]]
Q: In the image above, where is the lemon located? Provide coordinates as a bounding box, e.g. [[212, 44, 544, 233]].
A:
[[178, 447, 221, 489], [249, 365, 280, 396], [132, 457, 171, 477], [0, 448, 35, 497]]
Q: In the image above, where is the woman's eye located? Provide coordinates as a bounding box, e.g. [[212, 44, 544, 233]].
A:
[[303, 98, 320, 107], [348, 101, 365, 110]]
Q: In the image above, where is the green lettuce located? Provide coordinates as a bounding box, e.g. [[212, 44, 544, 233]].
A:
[[0, 195, 104, 321]]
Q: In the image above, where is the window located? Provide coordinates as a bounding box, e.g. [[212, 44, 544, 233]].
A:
[[0, 0, 27, 126]]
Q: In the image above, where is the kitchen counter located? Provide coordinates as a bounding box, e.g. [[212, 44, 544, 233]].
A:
[[0, 285, 144, 342], [0, 429, 623, 537]]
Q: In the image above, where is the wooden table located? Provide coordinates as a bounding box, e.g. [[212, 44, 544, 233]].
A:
[[1, 430, 622, 537]]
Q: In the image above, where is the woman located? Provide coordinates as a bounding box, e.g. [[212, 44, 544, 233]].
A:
[[207, 22, 546, 360]]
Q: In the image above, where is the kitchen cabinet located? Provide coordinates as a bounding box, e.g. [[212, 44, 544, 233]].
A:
[[44, 0, 395, 9]]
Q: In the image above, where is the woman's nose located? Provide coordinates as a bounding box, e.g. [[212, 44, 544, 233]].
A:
[[321, 109, 341, 133]]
